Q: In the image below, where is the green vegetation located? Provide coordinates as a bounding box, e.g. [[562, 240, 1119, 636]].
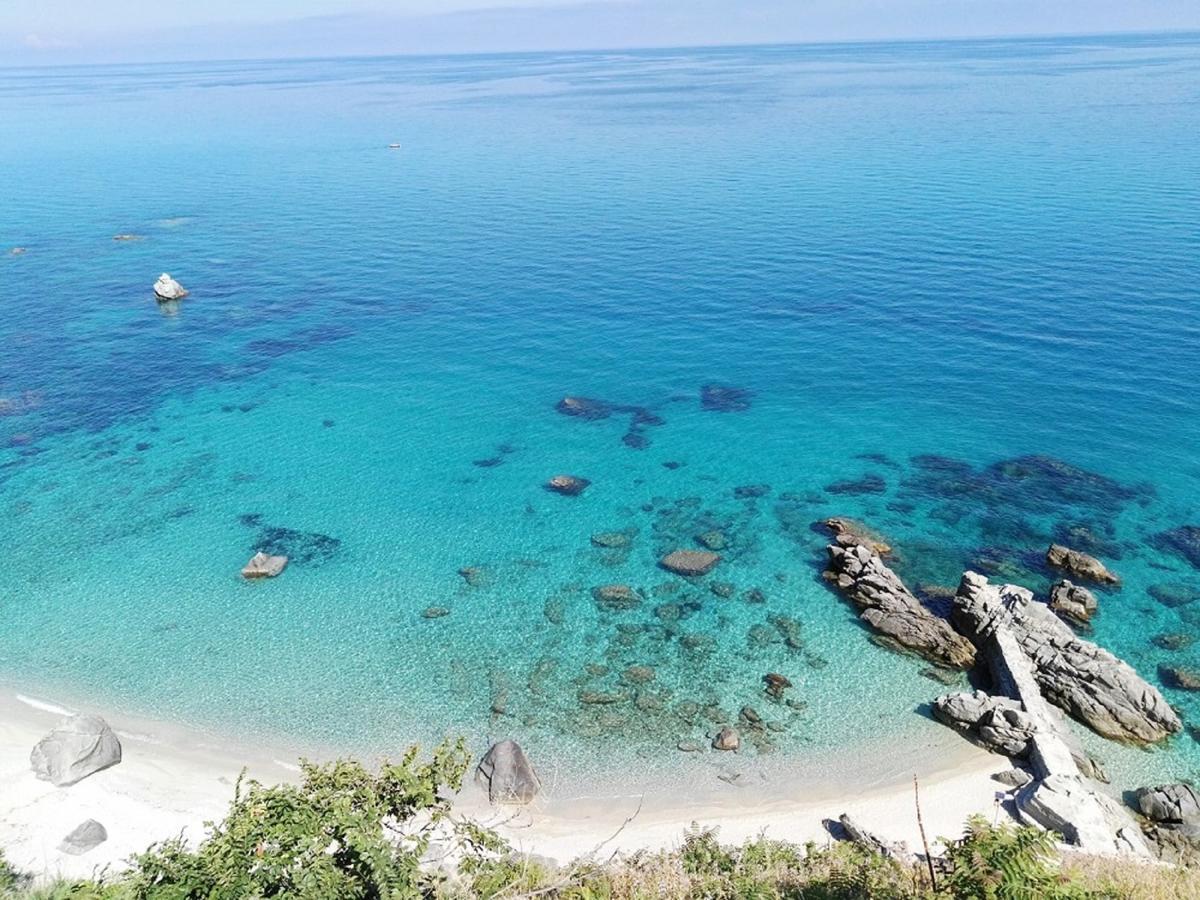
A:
[[2, 749, 1197, 899]]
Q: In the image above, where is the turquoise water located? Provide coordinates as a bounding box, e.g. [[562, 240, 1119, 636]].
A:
[[2, 35, 1200, 792]]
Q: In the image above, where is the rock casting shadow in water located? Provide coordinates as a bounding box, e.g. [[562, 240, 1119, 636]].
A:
[[556, 395, 667, 449], [237, 515, 342, 565]]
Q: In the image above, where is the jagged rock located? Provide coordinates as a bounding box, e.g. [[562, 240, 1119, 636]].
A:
[[712, 727, 740, 751], [994, 768, 1034, 789], [546, 474, 590, 496], [821, 518, 892, 555], [824, 542, 975, 669], [153, 273, 188, 301], [476, 740, 540, 804], [1134, 784, 1200, 826], [592, 584, 641, 611], [932, 690, 1037, 756], [660, 549, 720, 576], [1046, 544, 1118, 585], [241, 551, 287, 578], [1159, 665, 1200, 691], [58, 819, 108, 856], [1048, 580, 1097, 627], [1016, 774, 1150, 855], [837, 814, 913, 863], [31, 715, 122, 787], [952, 572, 1180, 744]]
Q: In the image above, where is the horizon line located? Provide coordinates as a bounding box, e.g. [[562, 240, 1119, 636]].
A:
[[2, 25, 1198, 74]]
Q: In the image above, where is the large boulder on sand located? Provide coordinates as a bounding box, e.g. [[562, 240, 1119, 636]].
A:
[[1046, 544, 1118, 585], [476, 740, 540, 804], [31, 715, 122, 787], [952, 571, 1179, 744], [59, 819, 108, 856], [153, 273, 188, 301], [659, 549, 720, 576], [932, 690, 1037, 757], [823, 540, 976, 669]]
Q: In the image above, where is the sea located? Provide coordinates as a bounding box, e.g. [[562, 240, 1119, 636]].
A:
[[2, 33, 1199, 796]]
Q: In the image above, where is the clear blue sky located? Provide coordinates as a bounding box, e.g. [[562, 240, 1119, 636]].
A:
[[3, 0, 1199, 65]]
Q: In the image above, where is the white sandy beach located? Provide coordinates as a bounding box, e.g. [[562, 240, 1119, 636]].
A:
[[1, 689, 1014, 884]]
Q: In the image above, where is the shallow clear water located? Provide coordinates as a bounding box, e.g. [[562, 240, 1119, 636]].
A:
[[2, 35, 1199, 792]]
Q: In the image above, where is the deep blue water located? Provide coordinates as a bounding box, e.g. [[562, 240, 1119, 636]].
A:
[[2, 34, 1199, 792]]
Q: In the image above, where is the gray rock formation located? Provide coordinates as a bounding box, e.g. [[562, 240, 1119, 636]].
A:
[[153, 273, 188, 301], [1047, 580, 1097, 627], [1046, 544, 1118, 585], [1134, 783, 1200, 826], [824, 541, 975, 669], [994, 768, 1034, 789], [952, 572, 1179, 744], [58, 819, 108, 856], [1015, 774, 1148, 856], [660, 549, 720, 576], [241, 551, 288, 578], [932, 690, 1036, 756], [31, 715, 122, 787], [476, 740, 540, 804], [821, 518, 892, 555], [836, 814, 913, 863], [545, 474, 590, 496]]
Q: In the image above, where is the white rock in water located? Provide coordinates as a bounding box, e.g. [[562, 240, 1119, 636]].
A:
[[387, 142, 402, 149], [153, 273, 188, 301], [242, 551, 288, 579], [30, 715, 122, 787]]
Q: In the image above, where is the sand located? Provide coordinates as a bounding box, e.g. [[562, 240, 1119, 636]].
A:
[[0, 689, 1013, 884]]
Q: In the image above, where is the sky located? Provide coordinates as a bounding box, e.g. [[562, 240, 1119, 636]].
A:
[[2, 0, 1199, 65]]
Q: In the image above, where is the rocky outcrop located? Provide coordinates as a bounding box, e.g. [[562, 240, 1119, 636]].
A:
[[932, 690, 1036, 756], [476, 740, 540, 804], [545, 475, 590, 496], [153, 273, 188, 301], [1015, 774, 1149, 856], [660, 549, 720, 576], [1134, 784, 1200, 826], [821, 518, 892, 555], [712, 727, 740, 751], [1047, 580, 1097, 627], [241, 551, 288, 578], [1046, 544, 1118, 585], [836, 814, 913, 863], [823, 541, 975, 669], [31, 715, 122, 787], [952, 572, 1179, 744], [59, 819, 108, 856]]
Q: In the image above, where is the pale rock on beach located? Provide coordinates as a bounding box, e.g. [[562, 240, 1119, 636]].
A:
[[30, 714, 122, 787]]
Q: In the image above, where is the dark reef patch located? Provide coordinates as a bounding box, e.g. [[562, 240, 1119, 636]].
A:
[[1152, 526, 1200, 570], [824, 474, 887, 496], [700, 383, 753, 413], [238, 516, 342, 566]]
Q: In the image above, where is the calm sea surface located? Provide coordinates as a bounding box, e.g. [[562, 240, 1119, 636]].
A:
[[2, 34, 1199, 792]]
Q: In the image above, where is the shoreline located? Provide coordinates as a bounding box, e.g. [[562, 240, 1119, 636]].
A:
[[1, 688, 1014, 883]]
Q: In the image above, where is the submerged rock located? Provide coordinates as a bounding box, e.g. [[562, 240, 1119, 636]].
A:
[[592, 584, 642, 611], [660, 549, 720, 577], [252, 525, 341, 566], [1048, 580, 1097, 627], [476, 740, 540, 804], [422, 606, 450, 619], [1046, 544, 1119, 585], [696, 530, 728, 551], [763, 672, 792, 700], [1148, 582, 1200, 608], [241, 551, 287, 579], [733, 484, 770, 499], [1152, 526, 1200, 569], [823, 541, 975, 669], [545, 474, 590, 496], [591, 530, 633, 549], [31, 715, 122, 787], [953, 572, 1180, 744], [1152, 633, 1195, 652], [555, 396, 612, 419], [700, 383, 753, 412], [1159, 665, 1200, 692], [712, 727, 740, 751], [153, 273, 188, 301], [824, 474, 887, 496], [58, 819, 108, 856]]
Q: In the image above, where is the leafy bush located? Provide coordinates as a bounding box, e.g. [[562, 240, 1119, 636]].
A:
[[941, 816, 1088, 899]]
